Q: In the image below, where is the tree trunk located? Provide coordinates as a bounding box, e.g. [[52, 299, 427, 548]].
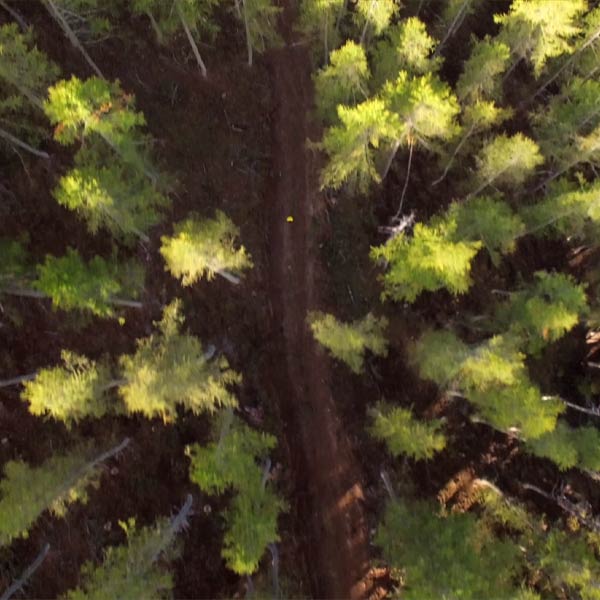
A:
[[146, 11, 164, 44], [42, 0, 104, 78], [380, 469, 396, 499], [0, 0, 28, 32], [0, 373, 37, 389], [0, 127, 49, 159], [323, 12, 328, 64], [1, 543, 50, 600], [242, 0, 253, 67], [432, 122, 476, 186], [393, 140, 414, 220], [435, 0, 470, 56], [216, 269, 241, 284], [359, 0, 374, 46], [149, 494, 193, 563], [381, 139, 401, 182], [175, 1, 208, 77], [1, 286, 144, 309]]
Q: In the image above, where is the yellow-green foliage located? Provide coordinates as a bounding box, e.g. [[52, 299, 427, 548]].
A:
[[369, 402, 446, 460], [188, 415, 286, 575], [21, 351, 112, 425], [160, 211, 252, 286], [371, 220, 482, 303], [307, 311, 388, 373], [353, 0, 398, 39], [496, 271, 588, 353], [119, 300, 240, 420], [0, 448, 100, 546], [376, 498, 521, 599]]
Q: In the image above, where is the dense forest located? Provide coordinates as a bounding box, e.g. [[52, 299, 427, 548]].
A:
[[1, 0, 600, 598]]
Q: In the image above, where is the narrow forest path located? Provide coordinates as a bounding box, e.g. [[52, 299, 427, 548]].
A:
[[267, 8, 374, 599]]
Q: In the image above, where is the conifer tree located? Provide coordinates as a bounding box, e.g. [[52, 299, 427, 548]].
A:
[[119, 300, 240, 421], [455, 36, 511, 103], [160, 211, 253, 286], [0, 439, 129, 546], [436, 0, 482, 52], [0, 238, 29, 287], [375, 498, 521, 599], [314, 41, 369, 124], [298, 0, 345, 62], [495, 271, 588, 354], [319, 97, 396, 192], [188, 415, 286, 575], [307, 311, 388, 373], [34, 249, 144, 317], [495, 0, 585, 78], [369, 402, 446, 460], [21, 351, 114, 425], [354, 0, 397, 46], [371, 219, 481, 302], [236, 0, 282, 67], [371, 17, 440, 90], [469, 133, 543, 198], [63, 495, 192, 600]]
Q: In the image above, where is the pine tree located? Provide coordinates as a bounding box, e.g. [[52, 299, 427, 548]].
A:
[[495, 0, 586, 78], [119, 300, 240, 421], [0, 439, 129, 546], [495, 271, 588, 354], [319, 98, 397, 192], [527, 421, 600, 471], [446, 196, 525, 265], [21, 350, 114, 425], [369, 402, 446, 460], [63, 495, 192, 600], [371, 17, 440, 90], [314, 41, 369, 124], [375, 498, 521, 599], [298, 0, 345, 62], [307, 311, 388, 373], [455, 36, 511, 103], [371, 219, 482, 303], [237, 0, 282, 67], [160, 211, 253, 286], [33, 249, 144, 317], [354, 0, 398, 46], [469, 133, 543, 197], [188, 415, 286, 575]]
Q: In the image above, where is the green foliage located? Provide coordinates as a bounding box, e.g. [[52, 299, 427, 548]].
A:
[[0, 238, 29, 285], [21, 351, 112, 425], [34, 249, 144, 317], [369, 402, 446, 460], [372, 18, 440, 89], [521, 178, 600, 239], [0, 24, 60, 107], [188, 416, 286, 575], [0, 447, 101, 546], [314, 41, 369, 123], [54, 144, 169, 242], [52, 0, 120, 42], [472, 133, 543, 193], [495, 0, 586, 76], [241, 0, 283, 56], [527, 421, 600, 471], [375, 498, 521, 599], [371, 220, 482, 303], [160, 211, 253, 285], [411, 329, 468, 386], [298, 0, 344, 59], [456, 36, 511, 102], [319, 98, 396, 191], [119, 300, 240, 420], [354, 0, 398, 41], [63, 506, 190, 600], [496, 271, 588, 353], [307, 311, 388, 373], [447, 196, 525, 265]]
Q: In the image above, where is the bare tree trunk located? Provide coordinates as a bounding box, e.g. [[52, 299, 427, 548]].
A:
[[268, 543, 280, 599], [242, 0, 253, 67], [435, 0, 470, 56], [146, 11, 164, 44], [359, 0, 374, 46], [380, 469, 396, 500], [150, 494, 193, 562], [0, 373, 37, 389], [466, 164, 510, 199], [2, 286, 144, 309], [381, 139, 401, 182], [393, 140, 414, 220], [432, 123, 476, 186], [0, 127, 49, 159], [175, 0, 207, 77], [42, 0, 104, 78], [0, 0, 28, 32], [1, 544, 50, 600], [216, 269, 241, 284]]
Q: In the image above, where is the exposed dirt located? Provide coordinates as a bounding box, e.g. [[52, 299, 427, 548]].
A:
[[266, 5, 375, 598]]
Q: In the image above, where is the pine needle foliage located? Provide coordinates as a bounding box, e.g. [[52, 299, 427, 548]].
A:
[[314, 41, 369, 124], [34, 249, 144, 317], [369, 402, 446, 460], [375, 498, 521, 599], [0, 446, 103, 546], [119, 300, 240, 421], [307, 311, 388, 373], [188, 415, 286, 575], [298, 0, 345, 61], [63, 498, 192, 600], [160, 211, 253, 286], [371, 220, 482, 303], [495, 271, 588, 353], [21, 351, 113, 426], [353, 0, 398, 41], [0, 238, 29, 285]]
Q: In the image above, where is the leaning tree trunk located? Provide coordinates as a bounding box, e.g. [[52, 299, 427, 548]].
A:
[[1, 286, 143, 309], [432, 123, 476, 186], [1, 543, 50, 600], [393, 140, 415, 221], [175, 0, 208, 78], [242, 0, 253, 67], [0, 127, 49, 159]]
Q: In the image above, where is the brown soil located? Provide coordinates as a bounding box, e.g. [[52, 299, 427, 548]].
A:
[[265, 6, 374, 598]]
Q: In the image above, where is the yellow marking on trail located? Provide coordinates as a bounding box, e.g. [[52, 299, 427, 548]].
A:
[[286, 215, 294, 223]]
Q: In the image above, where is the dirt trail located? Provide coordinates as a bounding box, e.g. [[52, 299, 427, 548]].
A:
[[267, 9, 374, 600]]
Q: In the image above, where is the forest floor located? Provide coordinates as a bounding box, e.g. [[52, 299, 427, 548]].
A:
[[265, 4, 381, 598]]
